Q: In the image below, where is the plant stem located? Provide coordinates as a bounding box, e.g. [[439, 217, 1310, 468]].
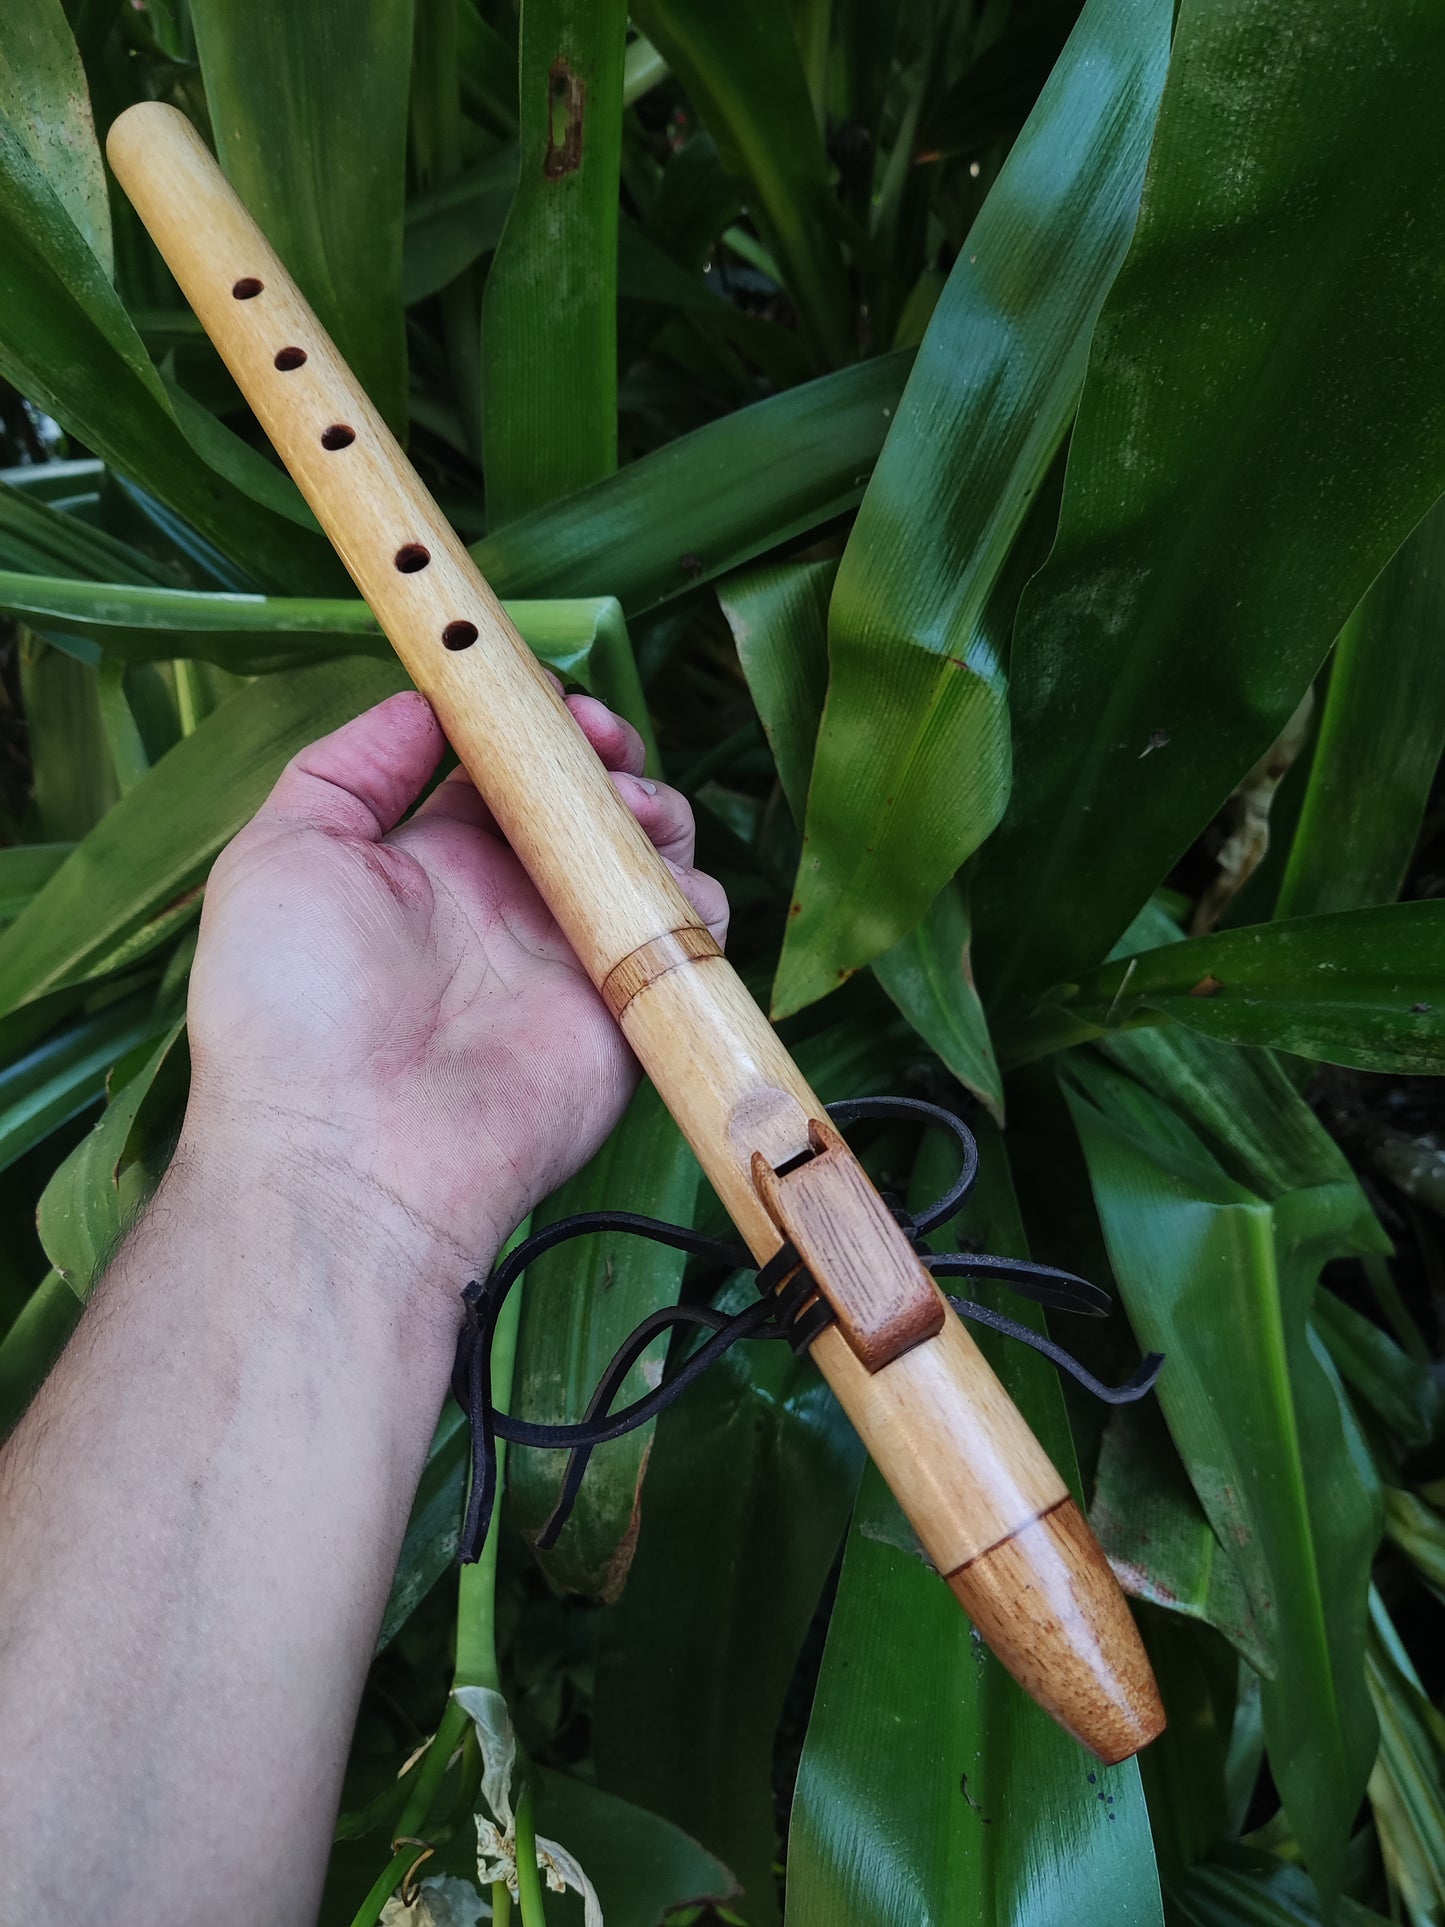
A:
[[513, 1782, 549, 1927], [347, 1224, 529, 1926]]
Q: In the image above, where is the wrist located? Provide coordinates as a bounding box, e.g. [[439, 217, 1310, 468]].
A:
[[167, 1089, 502, 1334]]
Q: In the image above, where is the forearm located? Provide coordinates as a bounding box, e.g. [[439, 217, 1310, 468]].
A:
[[0, 1115, 480, 1925]]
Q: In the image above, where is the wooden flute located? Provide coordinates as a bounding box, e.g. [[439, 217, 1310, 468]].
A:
[[108, 102, 1164, 1764]]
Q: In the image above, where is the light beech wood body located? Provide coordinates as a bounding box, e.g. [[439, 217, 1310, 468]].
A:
[[108, 102, 1164, 1761]]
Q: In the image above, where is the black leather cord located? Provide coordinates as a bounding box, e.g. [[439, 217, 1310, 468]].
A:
[[451, 1096, 1163, 1563]]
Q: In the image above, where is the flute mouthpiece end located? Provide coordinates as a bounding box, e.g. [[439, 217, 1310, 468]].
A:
[[947, 1497, 1165, 1764]]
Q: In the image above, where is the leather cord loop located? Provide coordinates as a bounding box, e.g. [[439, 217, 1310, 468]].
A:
[[450, 1096, 1163, 1563]]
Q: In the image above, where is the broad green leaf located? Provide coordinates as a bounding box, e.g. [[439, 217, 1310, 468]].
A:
[[719, 561, 1005, 1115], [191, 0, 413, 433], [1067, 1061, 1381, 1905], [593, 1341, 861, 1927], [1091, 1401, 1267, 1673], [1278, 494, 1445, 921], [0, 0, 111, 274], [533, 1770, 738, 1925], [0, 114, 327, 592], [1006, 903, 1445, 1075], [36, 1019, 185, 1296], [719, 557, 832, 825], [983, 0, 1445, 1002], [786, 1120, 1161, 1927], [475, 351, 913, 615], [0, 657, 404, 1020], [507, 1083, 701, 1599], [480, 0, 627, 525], [0, 990, 157, 1175], [0, 1268, 80, 1441], [775, 0, 1170, 1014], [1366, 1586, 1445, 1927], [873, 882, 1004, 1122], [0, 589, 629, 1021], [631, 0, 851, 368], [0, 571, 641, 694], [0, 845, 72, 921]]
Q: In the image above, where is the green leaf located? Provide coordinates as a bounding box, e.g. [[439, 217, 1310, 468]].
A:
[[873, 881, 1005, 1123], [1170, 1843, 1395, 1927], [718, 557, 831, 825], [18, 636, 116, 841], [507, 1083, 701, 1599], [475, 350, 913, 614], [718, 561, 1005, 1112], [1278, 494, 1445, 920], [533, 1771, 738, 1925], [0, 113, 328, 592], [1008, 903, 1445, 1075], [0, 989, 158, 1176], [0, 1268, 81, 1441], [1314, 1291, 1444, 1455], [0, 477, 173, 582], [376, 1405, 468, 1650], [1091, 1400, 1268, 1673], [0, 601, 647, 1020], [982, 0, 1445, 1002], [403, 148, 517, 303], [191, 0, 414, 433], [480, 0, 627, 525], [0, 657, 403, 1020], [35, 1019, 185, 1295], [0, 845, 72, 921], [0, 0, 111, 274], [593, 1341, 861, 1927], [785, 1119, 1162, 1927], [1067, 1060, 1381, 1905], [631, 0, 851, 368], [0, 570, 639, 687], [1365, 1586, 1445, 1927], [775, 0, 1171, 1015]]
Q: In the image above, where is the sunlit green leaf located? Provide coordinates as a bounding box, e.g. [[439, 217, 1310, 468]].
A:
[[776, 0, 1170, 1013], [983, 0, 1445, 1002]]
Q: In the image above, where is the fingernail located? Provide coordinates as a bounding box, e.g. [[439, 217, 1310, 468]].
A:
[[636, 778, 658, 795]]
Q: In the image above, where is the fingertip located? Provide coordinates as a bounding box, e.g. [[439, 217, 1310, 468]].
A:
[[567, 694, 647, 775]]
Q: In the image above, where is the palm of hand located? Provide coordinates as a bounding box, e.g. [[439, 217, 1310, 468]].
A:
[[186, 692, 724, 1261]]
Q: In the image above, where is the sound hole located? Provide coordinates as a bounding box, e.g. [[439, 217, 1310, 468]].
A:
[[274, 346, 307, 371], [321, 424, 355, 451], [232, 277, 264, 299], [394, 544, 431, 573], [443, 621, 478, 650]]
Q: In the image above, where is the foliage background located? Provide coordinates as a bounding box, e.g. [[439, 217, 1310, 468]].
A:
[[3, 0, 1445, 1922]]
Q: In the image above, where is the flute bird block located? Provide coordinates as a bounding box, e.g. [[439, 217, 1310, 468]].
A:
[[106, 100, 1165, 1763]]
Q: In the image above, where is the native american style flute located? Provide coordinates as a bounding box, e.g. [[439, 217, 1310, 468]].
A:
[[108, 102, 1164, 1763]]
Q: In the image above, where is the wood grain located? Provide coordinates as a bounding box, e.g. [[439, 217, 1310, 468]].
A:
[[107, 102, 1164, 1761]]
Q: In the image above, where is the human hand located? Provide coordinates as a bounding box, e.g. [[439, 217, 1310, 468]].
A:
[[181, 688, 727, 1279]]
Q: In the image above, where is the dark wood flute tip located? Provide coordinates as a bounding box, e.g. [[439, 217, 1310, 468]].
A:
[[947, 1497, 1166, 1764]]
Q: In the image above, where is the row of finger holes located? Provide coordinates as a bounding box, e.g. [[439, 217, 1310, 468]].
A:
[[231, 274, 479, 651]]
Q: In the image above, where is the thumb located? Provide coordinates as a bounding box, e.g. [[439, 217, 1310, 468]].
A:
[[259, 690, 444, 841]]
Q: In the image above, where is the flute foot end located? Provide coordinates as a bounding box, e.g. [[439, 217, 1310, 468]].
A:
[[947, 1498, 1165, 1764]]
